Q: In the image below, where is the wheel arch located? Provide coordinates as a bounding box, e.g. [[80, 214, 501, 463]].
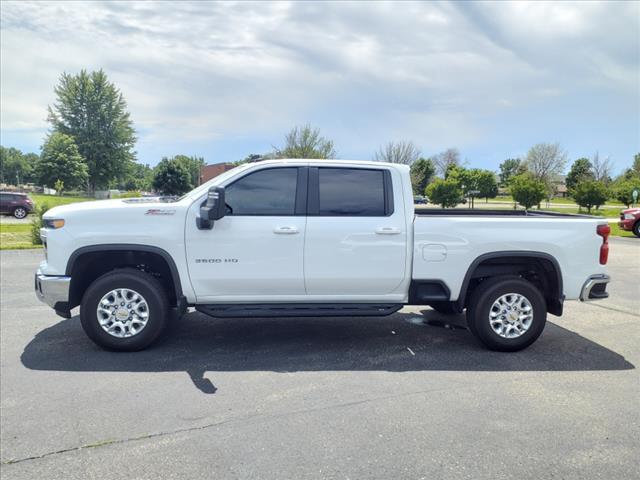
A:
[[66, 244, 185, 311], [455, 251, 564, 316]]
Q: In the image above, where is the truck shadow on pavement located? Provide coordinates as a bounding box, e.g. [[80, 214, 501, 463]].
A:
[[21, 310, 634, 394]]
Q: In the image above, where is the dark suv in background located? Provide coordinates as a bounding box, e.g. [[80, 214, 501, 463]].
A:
[[0, 192, 34, 218]]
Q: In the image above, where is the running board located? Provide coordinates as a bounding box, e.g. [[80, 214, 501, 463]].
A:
[[195, 303, 403, 318]]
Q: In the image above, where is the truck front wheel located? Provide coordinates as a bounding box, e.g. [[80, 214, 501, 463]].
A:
[[80, 268, 169, 351], [466, 277, 546, 352]]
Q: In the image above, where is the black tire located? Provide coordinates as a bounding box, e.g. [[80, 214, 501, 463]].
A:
[[80, 268, 169, 351], [633, 221, 640, 238], [13, 207, 27, 219], [430, 302, 462, 315], [466, 277, 546, 352]]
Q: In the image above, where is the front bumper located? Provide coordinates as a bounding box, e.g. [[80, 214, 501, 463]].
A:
[[618, 219, 634, 231], [579, 274, 610, 301], [35, 268, 71, 317]]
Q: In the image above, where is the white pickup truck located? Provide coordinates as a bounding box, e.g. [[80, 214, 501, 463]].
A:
[[35, 160, 611, 352]]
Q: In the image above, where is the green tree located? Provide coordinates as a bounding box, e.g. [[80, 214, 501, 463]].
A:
[[152, 158, 192, 195], [572, 180, 609, 213], [275, 125, 336, 159], [47, 69, 136, 191], [509, 173, 547, 210], [0, 146, 37, 185], [426, 178, 463, 208], [173, 155, 205, 187], [445, 167, 497, 206], [623, 153, 640, 179], [410, 157, 436, 195], [565, 158, 594, 192], [120, 162, 154, 191], [612, 177, 640, 207], [475, 169, 499, 202], [498, 158, 526, 186], [36, 132, 88, 190]]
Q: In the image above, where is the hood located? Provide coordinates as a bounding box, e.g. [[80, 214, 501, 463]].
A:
[[43, 198, 179, 219]]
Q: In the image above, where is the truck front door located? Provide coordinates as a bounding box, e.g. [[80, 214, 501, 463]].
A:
[[185, 166, 307, 302]]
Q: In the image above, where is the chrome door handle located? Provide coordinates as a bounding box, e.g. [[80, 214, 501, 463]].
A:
[[375, 227, 401, 235], [274, 226, 299, 234]]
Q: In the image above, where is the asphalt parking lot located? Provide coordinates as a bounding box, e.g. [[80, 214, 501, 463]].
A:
[[1, 238, 638, 479]]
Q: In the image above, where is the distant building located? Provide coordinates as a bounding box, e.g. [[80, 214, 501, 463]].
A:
[[199, 162, 235, 185]]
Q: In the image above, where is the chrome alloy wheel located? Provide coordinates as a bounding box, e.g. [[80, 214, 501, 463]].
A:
[[96, 288, 149, 338], [489, 293, 533, 339]]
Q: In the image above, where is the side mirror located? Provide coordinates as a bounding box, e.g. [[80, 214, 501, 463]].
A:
[[196, 186, 226, 230]]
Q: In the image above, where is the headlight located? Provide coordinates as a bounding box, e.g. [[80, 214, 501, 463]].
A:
[[624, 213, 636, 220], [43, 219, 65, 229]]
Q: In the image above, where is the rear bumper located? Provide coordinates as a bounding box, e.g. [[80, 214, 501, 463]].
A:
[[579, 274, 610, 301], [35, 268, 72, 317]]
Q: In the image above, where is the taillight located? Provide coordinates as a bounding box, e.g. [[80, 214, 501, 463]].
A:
[[597, 224, 610, 265]]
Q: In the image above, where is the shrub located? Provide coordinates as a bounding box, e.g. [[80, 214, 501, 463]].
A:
[[572, 180, 609, 213], [30, 203, 49, 245], [426, 178, 463, 208], [612, 177, 640, 207], [118, 191, 142, 198], [509, 173, 547, 210]]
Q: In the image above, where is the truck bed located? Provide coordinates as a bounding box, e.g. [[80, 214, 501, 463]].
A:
[[411, 211, 607, 301], [415, 208, 593, 218]]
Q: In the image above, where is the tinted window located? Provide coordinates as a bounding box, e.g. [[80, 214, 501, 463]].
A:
[[318, 168, 386, 216], [226, 168, 298, 215]]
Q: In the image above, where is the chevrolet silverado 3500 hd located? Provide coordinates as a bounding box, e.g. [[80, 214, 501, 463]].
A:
[[35, 160, 611, 352]]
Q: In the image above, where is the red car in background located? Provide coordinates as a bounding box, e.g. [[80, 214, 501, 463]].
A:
[[0, 192, 34, 219], [618, 208, 640, 237]]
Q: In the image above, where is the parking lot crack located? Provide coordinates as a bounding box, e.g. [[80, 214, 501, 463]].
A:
[[1, 381, 479, 466]]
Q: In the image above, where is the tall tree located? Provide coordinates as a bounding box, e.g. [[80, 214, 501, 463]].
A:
[[47, 69, 136, 191], [524, 143, 567, 187], [565, 158, 594, 192], [36, 132, 88, 190], [410, 157, 436, 194], [275, 125, 336, 159], [374, 141, 421, 165], [152, 158, 192, 196], [498, 158, 526, 186], [433, 148, 461, 176], [591, 152, 613, 184]]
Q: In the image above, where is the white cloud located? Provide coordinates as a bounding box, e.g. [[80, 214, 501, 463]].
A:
[[1, 0, 638, 166]]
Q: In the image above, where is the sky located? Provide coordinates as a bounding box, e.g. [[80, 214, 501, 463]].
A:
[[1, 0, 639, 173]]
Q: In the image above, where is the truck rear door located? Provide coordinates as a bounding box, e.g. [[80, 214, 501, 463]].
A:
[[304, 166, 408, 296]]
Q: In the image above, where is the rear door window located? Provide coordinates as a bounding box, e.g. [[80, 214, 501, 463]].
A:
[[318, 168, 386, 216]]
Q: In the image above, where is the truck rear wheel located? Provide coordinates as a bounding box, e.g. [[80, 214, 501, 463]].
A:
[[80, 268, 168, 351], [466, 277, 546, 351]]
